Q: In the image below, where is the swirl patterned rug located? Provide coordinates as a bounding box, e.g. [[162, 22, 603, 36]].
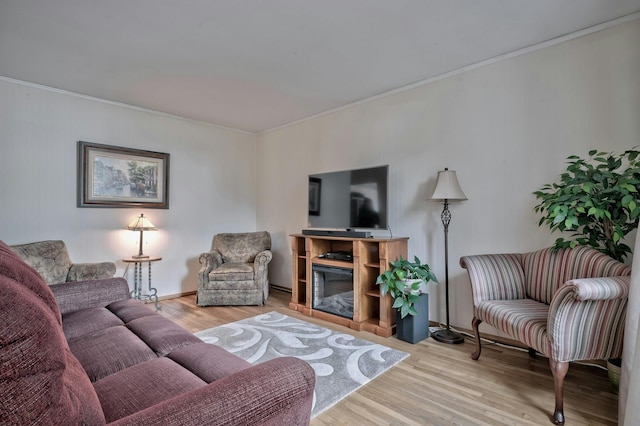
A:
[[195, 311, 409, 417]]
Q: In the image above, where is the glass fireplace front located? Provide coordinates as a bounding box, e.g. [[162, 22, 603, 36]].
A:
[[312, 264, 354, 319]]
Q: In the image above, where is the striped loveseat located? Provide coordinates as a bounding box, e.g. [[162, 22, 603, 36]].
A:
[[460, 246, 631, 425]]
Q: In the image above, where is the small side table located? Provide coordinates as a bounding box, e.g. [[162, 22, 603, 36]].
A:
[[123, 256, 162, 311]]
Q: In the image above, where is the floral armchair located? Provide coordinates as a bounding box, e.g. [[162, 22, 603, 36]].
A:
[[10, 240, 116, 285], [460, 246, 631, 425], [197, 231, 272, 306]]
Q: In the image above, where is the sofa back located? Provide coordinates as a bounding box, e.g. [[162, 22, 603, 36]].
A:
[[213, 231, 271, 264], [523, 246, 631, 304], [10, 240, 72, 284], [0, 241, 106, 425]]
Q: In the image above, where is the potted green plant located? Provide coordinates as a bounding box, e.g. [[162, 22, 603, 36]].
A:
[[376, 256, 438, 343], [533, 148, 640, 262]]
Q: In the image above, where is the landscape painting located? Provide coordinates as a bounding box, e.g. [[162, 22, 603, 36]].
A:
[[78, 141, 170, 208]]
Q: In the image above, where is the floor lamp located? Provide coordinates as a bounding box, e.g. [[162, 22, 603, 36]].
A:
[[429, 168, 467, 344]]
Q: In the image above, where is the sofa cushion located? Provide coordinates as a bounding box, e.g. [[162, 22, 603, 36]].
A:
[[69, 325, 158, 382], [10, 240, 72, 284], [63, 306, 124, 340], [168, 342, 251, 382], [209, 262, 255, 281], [94, 357, 206, 423], [127, 315, 202, 356], [0, 241, 105, 425], [107, 299, 157, 322]]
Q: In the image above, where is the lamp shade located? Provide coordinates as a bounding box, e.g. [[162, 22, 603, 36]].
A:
[[429, 168, 467, 201], [127, 214, 157, 231]]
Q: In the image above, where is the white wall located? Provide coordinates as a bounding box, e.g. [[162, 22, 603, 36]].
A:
[[0, 79, 257, 297], [256, 20, 640, 336]]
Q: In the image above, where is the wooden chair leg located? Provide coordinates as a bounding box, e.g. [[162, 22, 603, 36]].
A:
[[549, 358, 569, 425], [471, 317, 482, 360]]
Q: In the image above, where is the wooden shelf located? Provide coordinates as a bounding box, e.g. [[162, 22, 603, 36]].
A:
[[290, 234, 408, 337], [364, 289, 381, 298], [311, 257, 354, 268]]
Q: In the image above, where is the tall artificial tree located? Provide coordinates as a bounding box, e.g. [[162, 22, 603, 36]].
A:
[[534, 149, 640, 262]]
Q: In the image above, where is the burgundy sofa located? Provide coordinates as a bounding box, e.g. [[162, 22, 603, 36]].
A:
[[0, 241, 315, 425]]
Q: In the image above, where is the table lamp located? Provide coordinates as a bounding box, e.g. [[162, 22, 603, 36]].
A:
[[127, 213, 157, 259], [429, 168, 467, 344]]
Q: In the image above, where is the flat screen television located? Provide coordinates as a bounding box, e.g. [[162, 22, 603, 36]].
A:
[[308, 165, 388, 230]]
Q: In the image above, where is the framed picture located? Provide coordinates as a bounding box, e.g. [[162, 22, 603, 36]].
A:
[[309, 177, 321, 216], [78, 141, 170, 208]]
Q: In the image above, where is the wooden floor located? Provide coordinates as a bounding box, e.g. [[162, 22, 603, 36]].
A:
[[158, 289, 618, 426]]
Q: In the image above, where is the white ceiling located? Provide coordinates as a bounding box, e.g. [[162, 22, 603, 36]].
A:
[[1, 1, 639, 133]]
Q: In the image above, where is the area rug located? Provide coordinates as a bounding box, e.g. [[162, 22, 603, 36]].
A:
[[195, 311, 409, 417]]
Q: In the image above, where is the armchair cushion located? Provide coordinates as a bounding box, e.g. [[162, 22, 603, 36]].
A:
[[213, 232, 271, 263], [10, 240, 72, 284], [474, 299, 549, 352], [522, 246, 631, 304], [209, 263, 254, 281]]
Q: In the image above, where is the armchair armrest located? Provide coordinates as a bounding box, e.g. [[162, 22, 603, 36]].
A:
[[548, 276, 630, 361], [254, 250, 273, 300], [198, 250, 223, 282], [67, 262, 116, 282], [253, 250, 273, 273], [50, 277, 131, 315], [562, 276, 630, 301], [460, 253, 526, 304], [110, 357, 315, 426]]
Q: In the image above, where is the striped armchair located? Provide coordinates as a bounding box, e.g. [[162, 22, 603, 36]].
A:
[[460, 246, 631, 425]]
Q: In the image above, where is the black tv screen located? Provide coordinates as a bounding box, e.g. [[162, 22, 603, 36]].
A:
[[308, 165, 388, 230]]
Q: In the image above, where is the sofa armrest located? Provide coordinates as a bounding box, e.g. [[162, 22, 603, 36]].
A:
[[67, 262, 117, 281], [50, 277, 131, 315], [547, 276, 630, 362], [109, 357, 315, 426], [460, 253, 526, 305], [198, 250, 223, 282]]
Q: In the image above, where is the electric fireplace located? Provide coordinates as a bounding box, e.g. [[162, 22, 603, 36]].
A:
[[312, 264, 354, 319]]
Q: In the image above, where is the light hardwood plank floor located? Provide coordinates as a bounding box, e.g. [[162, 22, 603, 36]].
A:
[[158, 289, 618, 426]]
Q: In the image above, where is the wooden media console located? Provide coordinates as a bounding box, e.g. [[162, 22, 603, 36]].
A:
[[289, 234, 408, 337]]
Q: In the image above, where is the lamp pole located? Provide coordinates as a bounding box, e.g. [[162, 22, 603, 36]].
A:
[[431, 199, 464, 343]]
